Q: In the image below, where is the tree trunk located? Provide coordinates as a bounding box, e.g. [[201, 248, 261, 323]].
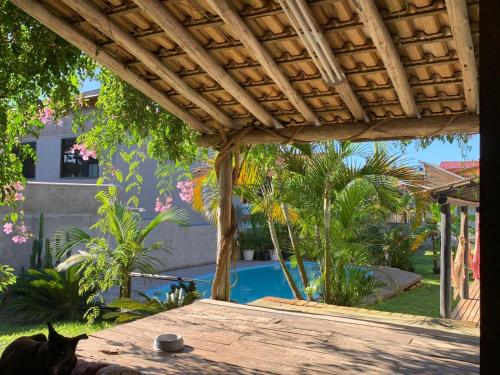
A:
[[120, 276, 132, 298], [211, 150, 234, 301], [267, 215, 302, 300], [281, 203, 311, 300], [323, 187, 332, 304]]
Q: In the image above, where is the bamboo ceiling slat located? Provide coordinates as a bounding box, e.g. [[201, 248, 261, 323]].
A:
[[11, 0, 479, 143]]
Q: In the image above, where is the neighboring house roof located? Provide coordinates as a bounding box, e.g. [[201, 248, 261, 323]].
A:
[[439, 160, 479, 172], [420, 161, 464, 189]]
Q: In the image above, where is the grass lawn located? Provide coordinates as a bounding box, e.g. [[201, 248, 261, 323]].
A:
[[0, 318, 110, 355], [368, 249, 460, 318]]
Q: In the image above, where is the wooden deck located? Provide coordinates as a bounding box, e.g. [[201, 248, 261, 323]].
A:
[[452, 280, 480, 327], [362, 266, 421, 304], [76, 300, 478, 374]]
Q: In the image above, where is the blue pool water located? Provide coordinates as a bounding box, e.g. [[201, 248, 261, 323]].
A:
[[145, 262, 373, 304]]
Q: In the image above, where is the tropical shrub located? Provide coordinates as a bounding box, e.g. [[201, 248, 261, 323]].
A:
[[383, 226, 415, 271], [3, 267, 95, 323], [103, 281, 200, 323], [0, 264, 16, 300], [54, 190, 188, 307]]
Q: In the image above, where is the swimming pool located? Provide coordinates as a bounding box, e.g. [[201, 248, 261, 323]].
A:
[[145, 262, 373, 304]]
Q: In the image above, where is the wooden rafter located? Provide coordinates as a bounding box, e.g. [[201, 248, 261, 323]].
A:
[[206, 0, 320, 126], [133, 0, 282, 129], [445, 0, 479, 113], [95, 2, 478, 51], [350, 0, 420, 118], [60, 0, 236, 130], [276, 0, 367, 122], [198, 114, 479, 146], [9, 0, 212, 134]]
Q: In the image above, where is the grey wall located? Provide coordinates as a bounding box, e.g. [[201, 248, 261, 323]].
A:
[[0, 182, 217, 273]]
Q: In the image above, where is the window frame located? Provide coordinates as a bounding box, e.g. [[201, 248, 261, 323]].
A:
[[60, 138, 99, 179]]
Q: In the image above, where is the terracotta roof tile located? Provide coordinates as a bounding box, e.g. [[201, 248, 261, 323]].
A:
[[439, 161, 479, 171]]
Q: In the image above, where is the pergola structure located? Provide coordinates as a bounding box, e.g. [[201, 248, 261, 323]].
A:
[[11, 0, 479, 301], [427, 178, 479, 319]]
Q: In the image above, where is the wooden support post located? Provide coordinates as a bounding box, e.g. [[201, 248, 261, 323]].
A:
[[460, 206, 470, 299], [211, 150, 234, 301], [440, 202, 452, 318]]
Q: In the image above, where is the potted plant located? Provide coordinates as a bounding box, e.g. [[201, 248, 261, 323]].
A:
[[239, 231, 256, 261]]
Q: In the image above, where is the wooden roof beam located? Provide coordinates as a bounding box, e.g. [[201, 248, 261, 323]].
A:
[[278, 0, 367, 122], [132, 0, 283, 129], [206, 0, 320, 126], [9, 0, 213, 135], [350, 0, 420, 118], [60, 0, 236, 130], [198, 114, 478, 146], [445, 0, 479, 113]]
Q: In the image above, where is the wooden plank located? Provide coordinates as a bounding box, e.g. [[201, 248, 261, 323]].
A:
[[198, 114, 479, 146], [9, 0, 213, 134], [72, 301, 479, 373], [133, 0, 282, 129], [59, 0, 235, 130]]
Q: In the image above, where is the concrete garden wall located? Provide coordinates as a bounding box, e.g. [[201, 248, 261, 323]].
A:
[[0, 182, 216, 273]]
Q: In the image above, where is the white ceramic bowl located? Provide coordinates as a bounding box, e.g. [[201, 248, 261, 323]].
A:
[[153, 334, 184, 352]]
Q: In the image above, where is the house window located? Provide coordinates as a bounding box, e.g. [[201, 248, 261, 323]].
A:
[[14, 142, 36, 179], [60, 138, 99, 178]]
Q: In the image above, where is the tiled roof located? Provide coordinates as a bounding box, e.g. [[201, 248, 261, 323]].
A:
[[439, 161, 479, 171]]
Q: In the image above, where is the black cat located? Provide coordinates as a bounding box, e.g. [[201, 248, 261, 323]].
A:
[[0, 322, 88, 375]]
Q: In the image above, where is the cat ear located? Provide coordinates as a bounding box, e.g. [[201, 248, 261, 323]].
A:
[[47, 322, 57, 340]]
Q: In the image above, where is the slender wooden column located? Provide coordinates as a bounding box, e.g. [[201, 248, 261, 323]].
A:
[[211, 150, 234, 301], [440, 202, 452, 318], [460, 206, 470, 299]]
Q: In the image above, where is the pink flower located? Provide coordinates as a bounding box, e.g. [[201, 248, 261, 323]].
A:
[[12, 235, 27, 244], [71, 143, 97, 160], [39, 107, 54, 125], [14, 192, 24, 201], [154, 196, 173, 212], [177, 180, 194, 203], [267, 170, 274, 177], [3, 223, 13, 234], [13, 181, 24, 191]]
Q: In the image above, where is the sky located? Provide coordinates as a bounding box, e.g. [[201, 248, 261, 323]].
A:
[[81, 80, 479, 166]]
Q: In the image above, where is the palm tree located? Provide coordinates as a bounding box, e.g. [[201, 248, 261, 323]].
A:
[[292, 142, 422, 304], [412, 203, 441, 274], [191, 150, 307, 299], [241, 179, 303, 299], [53, 190, 188, 298]]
